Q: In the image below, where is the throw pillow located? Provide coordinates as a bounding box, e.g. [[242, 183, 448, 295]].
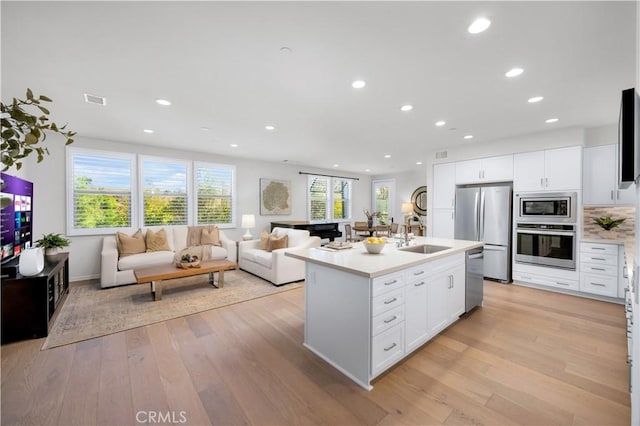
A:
[[145, 228, 171, 252], [201, 226, 221, 246], [116, 229, 145, 257], [260, 230, 271, 250], [267, 234, 288, 252]]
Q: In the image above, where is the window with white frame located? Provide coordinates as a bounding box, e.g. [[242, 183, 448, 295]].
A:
[[140, 157, 190, 226], [66, 148, 237, 235], [308, 175, 352, 221], [195, 162, 235, 225], [67, 148, 136, 235], [372, 179, 395, 225]]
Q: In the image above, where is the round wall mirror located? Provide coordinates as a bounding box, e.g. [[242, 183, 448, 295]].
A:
[[411, 186, 427, 216]]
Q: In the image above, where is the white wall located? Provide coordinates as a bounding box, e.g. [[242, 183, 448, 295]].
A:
[[14, 135, 371, 281]]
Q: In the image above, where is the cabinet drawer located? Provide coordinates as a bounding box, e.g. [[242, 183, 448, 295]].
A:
[[580, 243, 618, 257], [372, 272, 404, 297], [371, 324, 405, 377], [405, 264, 429, 280], [580, 272, 618, 297], [513, 272, 579, 291], [371, 306, 405, 337], [372, 288, 404, 317], [580, 252, 618, 266], [580, 262, 617, 276]]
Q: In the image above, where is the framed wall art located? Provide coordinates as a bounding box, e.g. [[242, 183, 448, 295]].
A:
[[260, 178, 291, 215]]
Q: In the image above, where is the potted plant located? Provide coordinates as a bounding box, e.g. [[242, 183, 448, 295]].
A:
[[594, 216, 625, 231], [1, 88, 76, 171], [35, 233, 70, 256]]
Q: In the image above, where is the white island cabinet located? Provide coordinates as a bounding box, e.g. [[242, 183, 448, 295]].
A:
[[286, 237, 482, 390]]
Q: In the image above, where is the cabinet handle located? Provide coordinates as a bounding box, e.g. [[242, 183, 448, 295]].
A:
[[384, 297, 398, 305], [540, 178, 544, 188], [384, 342, 397, 352], [545, 177, 549, 187], [611, 190, 615, 200], [413, 270, 425, 276], [384, 315, 398, 324], [384, 279, 398, 286], [590, 267, 606, 271], [555, 281, 570, 286], [451, 211, 454, 220], [591, 257, 606, 261], [591, 247, 606, 250], [617, 190, 620, 200], [414, 281, 425, 287], [590, 282, 606, 287], [479, 171, 482, 179]]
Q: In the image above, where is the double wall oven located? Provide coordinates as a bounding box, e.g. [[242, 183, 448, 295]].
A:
[[515, 192, 577, 270]]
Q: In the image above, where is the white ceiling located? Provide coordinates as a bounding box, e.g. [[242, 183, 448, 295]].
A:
[[1, 1, 637, 175]]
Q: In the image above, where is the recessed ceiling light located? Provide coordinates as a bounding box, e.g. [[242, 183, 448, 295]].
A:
[[230, 143, 238, 148], [545, 118, 559, 123], [463, 135, 474, 140], [528, 96, 544, 103], [400, 104, 413, 112], [505, 67, 524, 78], [416, 161, 423, 165], [155, 98, 171, 106], [365, 168, 371, 172], [143, 129, 154, 134], [265, 125, 275, 131], [333, 164, 339, 168], [468, 17, 491, 34], [435, 120, 446, 127], [200, 126, 209, 131], [384, 154, 391, 158], [352, 80, 366, 89]]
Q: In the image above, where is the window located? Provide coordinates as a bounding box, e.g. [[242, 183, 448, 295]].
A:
[[140, 157, 190, 226], [372, 179, 395, 225], [67, 148, 136, 235], [195, 162, 235, 225], [66, 148, 237, 234], [308, 175, 352, 221]]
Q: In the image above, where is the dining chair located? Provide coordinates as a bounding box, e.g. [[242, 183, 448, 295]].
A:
[[354, 221, 370, 237], [344, 224, 360, 242], [375, 225, 391, 237], [390, 223, 399, 234]]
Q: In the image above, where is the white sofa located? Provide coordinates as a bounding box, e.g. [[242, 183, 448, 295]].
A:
[[100, 226, 236, 288], [238, 227, 321, 286]]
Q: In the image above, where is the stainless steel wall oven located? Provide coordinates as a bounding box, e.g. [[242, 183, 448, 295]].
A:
[[515, 223, 577, 270]]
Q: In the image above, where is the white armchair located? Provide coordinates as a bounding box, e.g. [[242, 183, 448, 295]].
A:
[[238, 227, 321, 286]]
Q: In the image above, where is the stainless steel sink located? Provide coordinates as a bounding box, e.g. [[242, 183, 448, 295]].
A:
[[398, 244, 451, 254]]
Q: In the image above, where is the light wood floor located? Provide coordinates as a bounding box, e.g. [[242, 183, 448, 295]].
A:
[[1, 281, 630, 426]]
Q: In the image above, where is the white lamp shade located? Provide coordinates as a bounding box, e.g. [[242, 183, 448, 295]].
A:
[[401, 203, 413, 214], [19, 247, 44, 276], [241, 214, 255, 228]]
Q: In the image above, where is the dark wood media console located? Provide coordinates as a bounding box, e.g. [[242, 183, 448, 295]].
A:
[[1, 253, 69, 344]]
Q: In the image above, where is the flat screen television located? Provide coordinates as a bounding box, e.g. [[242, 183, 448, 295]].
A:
[[1, 173, 33, 264], [618, 87, 637, 188]]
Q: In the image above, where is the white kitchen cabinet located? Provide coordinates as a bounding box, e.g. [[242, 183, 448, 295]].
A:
[[432, 209, 454, 238], [579, 241, 626, 298], [433, 163, 456, 208], [583, 144, 636, 206], [514, 146, 582, 192], [428, 253, 465, 336], [455, 155, 513, 184], [404, 266, 429, 352]]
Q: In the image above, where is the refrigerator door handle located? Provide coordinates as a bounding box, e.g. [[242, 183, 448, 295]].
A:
[[479, 190, 486, 240], [474, 191, 480, 240]]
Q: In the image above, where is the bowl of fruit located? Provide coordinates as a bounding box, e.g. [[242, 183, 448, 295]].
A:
[[363, 237, 386, 254]]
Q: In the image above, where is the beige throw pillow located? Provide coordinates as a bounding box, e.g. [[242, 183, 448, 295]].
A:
[[145, 228, 170, 252], [201, 227, 221, 246], [267, 234, 288, 252], [116, 229, 146, 257], [260, 230, 271, 250]]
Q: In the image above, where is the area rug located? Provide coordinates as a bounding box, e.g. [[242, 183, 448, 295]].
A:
[[42, 270, 302, 350]]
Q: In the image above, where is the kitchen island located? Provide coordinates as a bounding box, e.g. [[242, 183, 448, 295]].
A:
[[286, 237, 483, 390]]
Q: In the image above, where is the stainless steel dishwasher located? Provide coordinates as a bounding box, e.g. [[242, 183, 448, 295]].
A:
[[466, 247, 484, 312]]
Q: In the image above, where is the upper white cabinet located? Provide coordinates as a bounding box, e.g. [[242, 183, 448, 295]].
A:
[[433, 163, 455, 208], [583, 144, 636, 206], [514, 146, 582, 192], [455, 155, 513, 184]]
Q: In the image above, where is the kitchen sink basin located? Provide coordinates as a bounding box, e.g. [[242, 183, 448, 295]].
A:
[[398, 244, 451, 254]]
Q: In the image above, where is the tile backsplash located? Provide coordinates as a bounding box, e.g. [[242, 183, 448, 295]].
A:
[[583, 206, 635, 267]]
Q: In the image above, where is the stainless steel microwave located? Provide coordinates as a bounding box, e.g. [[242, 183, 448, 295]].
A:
[[515, 192, 577, 224]]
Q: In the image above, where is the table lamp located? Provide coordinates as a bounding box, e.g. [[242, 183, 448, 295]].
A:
[[401, 202, 414, 235], [241, 214, 256, 241]]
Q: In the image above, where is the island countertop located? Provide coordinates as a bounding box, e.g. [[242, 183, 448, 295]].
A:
[[285, 236, 483, 278]]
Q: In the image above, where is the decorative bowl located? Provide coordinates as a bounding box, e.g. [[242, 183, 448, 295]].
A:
[[363, 238, 386, 254]]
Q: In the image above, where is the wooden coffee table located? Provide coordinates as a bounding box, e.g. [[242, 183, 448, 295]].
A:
[[134, 259, 237, 301]]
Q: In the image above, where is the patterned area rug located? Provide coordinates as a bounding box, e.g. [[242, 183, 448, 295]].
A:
[[42, 270, 302, 350]]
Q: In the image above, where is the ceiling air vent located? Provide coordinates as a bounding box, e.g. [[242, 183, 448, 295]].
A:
[[84, 93, 106, 106], [435, 150, 448, 159]]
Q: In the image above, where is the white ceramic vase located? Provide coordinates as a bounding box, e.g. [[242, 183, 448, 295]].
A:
[[18, 247, 45, 276], [45, 247, 59, 256]]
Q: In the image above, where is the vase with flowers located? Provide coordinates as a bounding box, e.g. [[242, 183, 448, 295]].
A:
[[363, 208, 380, 228]]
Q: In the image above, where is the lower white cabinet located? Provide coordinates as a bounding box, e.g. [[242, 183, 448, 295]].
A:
[[579, 241, 625, 298], [428, 259, 465, 336], [405, 275, 429, 352]]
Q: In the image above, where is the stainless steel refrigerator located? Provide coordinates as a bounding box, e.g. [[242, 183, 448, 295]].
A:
[[454, 183, 512, 283]]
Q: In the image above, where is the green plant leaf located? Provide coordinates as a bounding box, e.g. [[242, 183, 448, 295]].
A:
[[26, 88, 33, 100], [36, 105, 50, 115], [39, 95, 52, 102]]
